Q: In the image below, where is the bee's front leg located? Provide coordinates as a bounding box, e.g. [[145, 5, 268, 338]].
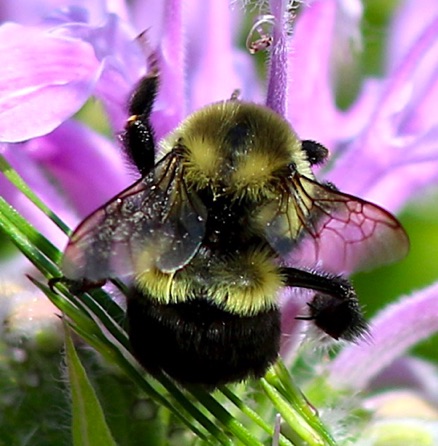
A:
[[122, 51, 159, 177]]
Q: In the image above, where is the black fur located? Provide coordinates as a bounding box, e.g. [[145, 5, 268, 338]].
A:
[[301, 140, 329, 165], [127, 290, 280, 388], [285, 268, 368, 340], [121, 66, 159, 176]]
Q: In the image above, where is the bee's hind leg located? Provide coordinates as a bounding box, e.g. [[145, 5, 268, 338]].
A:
[[280, 267, 368, 341]]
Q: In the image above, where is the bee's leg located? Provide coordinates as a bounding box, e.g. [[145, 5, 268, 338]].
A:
[[48, 276, 106, 294], [121, 53, 159, 176], [280, 267, 368, 341]]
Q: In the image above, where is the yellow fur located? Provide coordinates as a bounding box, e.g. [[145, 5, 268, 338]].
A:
[[208, 247, 283, 315], [135, 246, 283, 316], [159, 100, 313, 200], [139, 100, 319, 315]]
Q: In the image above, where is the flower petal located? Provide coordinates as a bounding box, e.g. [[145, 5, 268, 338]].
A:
[[326, 15, 438, 211], [1, 120, 132, 248], [279, 289, 307, 363], [286, 0, 338, 144], [151, 0, 186, 141], [18, 120, 132, 217], [328, 282, 438, 390], [368, 356, 438, 403], [0, 22, 103, 142], [185, 1, 253, 110], [1, 142, 75, 247], [387, 0, 438, 71]]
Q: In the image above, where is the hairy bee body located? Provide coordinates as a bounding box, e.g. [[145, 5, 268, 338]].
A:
[[129, 181, 286, 386], [59, 60, 408, 388], [127, 293, 281, 386]]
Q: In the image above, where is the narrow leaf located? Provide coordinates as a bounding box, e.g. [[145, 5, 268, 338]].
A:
[[64, 321, 117, 446], [0, 154, 70, 234]]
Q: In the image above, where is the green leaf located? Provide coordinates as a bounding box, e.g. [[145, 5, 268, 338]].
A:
[[0, 154, 70, 234], [219, 386, 294, 446], [64, 321, 118, 446], [261, 362, 337, 446]]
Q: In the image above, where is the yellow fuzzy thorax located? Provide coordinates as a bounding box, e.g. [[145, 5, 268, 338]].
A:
[[159, 100, 312, 201], [135, 246, 284, 316], [180, 140, 287, 201]]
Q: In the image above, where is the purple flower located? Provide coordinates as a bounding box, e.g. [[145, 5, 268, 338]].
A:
[[0, 0, 259, 243], [1, 0, 438, 442], [0, 5, 144, 243], [267, 0, 438, 441]]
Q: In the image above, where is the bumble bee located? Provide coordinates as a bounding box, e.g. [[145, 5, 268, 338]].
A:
[[58, 58, 409, 388]]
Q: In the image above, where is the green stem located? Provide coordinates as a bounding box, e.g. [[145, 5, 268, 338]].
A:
[[220, 386, 293, 446], [262, 362, 337, 446], [189, 387, 262, 446]]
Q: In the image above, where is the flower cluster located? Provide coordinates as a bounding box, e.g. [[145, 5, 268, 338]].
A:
[[1, 0, 438, 444]]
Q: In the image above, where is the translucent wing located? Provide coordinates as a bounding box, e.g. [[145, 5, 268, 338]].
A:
[[265, 174, 409, 274], [62, 152, 207, 281]]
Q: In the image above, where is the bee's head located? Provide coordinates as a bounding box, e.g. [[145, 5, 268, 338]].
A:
[[160, 101, 314, 200]]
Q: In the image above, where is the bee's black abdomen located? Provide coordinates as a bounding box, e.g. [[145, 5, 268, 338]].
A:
[[127, 288, 281, 388]]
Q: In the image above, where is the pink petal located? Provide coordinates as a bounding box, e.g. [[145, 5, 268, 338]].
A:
[[0, 23, 102, 142], [150, 0, 186, 141], [185, 1, 251, 110], [329, 282, 438, 390], [286, 0, 338, 145], [26, 120, 133, 216]]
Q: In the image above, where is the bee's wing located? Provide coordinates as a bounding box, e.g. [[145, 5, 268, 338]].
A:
[[265, 174, 409, 274], [62, 153, 207, 281]]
